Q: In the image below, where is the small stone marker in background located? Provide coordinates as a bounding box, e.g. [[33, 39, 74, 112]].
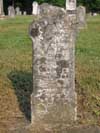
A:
[[8, 6, 15, 18], [23, 11, 27, 15], [66, 0, 76, 11], [29, 4, 77, 127], [77, 6, 86, 29], [93, 13, 97, 16], [15, 7, 20, 15], [32, 1, 40, 15], [19, 11, 22, 15], [88, 12, 92, 17]]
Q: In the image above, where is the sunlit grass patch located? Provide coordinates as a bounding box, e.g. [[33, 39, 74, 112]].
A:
[[76, 16, 100, 124]]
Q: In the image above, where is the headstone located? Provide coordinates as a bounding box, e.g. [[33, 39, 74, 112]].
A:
[[77, 6, 86, 29], [8, 6, 15, 18], [15, 7, 20, 15], [93, 13, 97, 16], [32, 1, 40, 15], [0, 0, 4, 15], [19, 11, 22, 15], [23, 11, 27, 15], [29, 5, 77, 127], [66, 0, 76, 11]]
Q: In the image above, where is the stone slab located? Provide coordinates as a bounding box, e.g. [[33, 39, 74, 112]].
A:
[[29, 5, 77, 125]]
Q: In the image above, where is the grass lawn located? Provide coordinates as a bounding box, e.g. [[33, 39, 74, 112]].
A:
[[0, 15, 100, 131], [76, 16, 100, 125], [0, 16, 33, 131]]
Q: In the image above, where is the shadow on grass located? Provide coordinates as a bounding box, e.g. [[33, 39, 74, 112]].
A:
[[8, 71, 33, 121]]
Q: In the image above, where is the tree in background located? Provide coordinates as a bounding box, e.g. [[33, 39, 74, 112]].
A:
[[36, 0, 100, 12], [77, 0, 100, 12], [36, 0, 65, 7], [4, 0, 33, 14], [3, 0, 100, 14]]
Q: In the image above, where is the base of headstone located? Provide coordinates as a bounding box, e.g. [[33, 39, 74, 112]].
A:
[[9, 124, 100, 133], [0, 15, 7, 20]]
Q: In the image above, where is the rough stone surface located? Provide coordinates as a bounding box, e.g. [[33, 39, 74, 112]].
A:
[[32, 1, 40, 15], [77, 6, 86, 29], [29, 6, 77, 125], [8, 6, 15, 18], [0, 0, 4, 15], [40, 3, 64, 16]]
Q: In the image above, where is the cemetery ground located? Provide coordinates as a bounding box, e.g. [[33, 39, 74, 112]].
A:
[[0, 15, 100, 132]]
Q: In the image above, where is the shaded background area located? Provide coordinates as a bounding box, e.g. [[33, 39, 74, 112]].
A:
[[3, 0, 65, 15], [8, 71, 33, 121], [3, 0, 33, 15], [3, 0, 100, 15]]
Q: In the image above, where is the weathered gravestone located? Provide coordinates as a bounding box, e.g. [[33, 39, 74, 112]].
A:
[[29, 5, 77, 126], [8, 6, 15, 18], [15, 7, 20, 15], [66, 0, 76, 11], [32, 1, 40, 15], [77, 6, 86, 29]]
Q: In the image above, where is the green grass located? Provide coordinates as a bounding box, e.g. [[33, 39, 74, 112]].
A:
[[0, 16, 33, 75], [76, 16, 100, 124], [0, 15, 100, 130], [0, 16, 33, 130]]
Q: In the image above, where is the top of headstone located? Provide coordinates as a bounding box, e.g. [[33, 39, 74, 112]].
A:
[[66, 0, 76, 11], [16, 7, 20, 9], [29, 5, 76, 39], [40, 3, 66, 16], [8, 6, 14, 9], [32, 1, 39, 5], [32, 1, 40, 15], [78, 5, 85, 9]]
